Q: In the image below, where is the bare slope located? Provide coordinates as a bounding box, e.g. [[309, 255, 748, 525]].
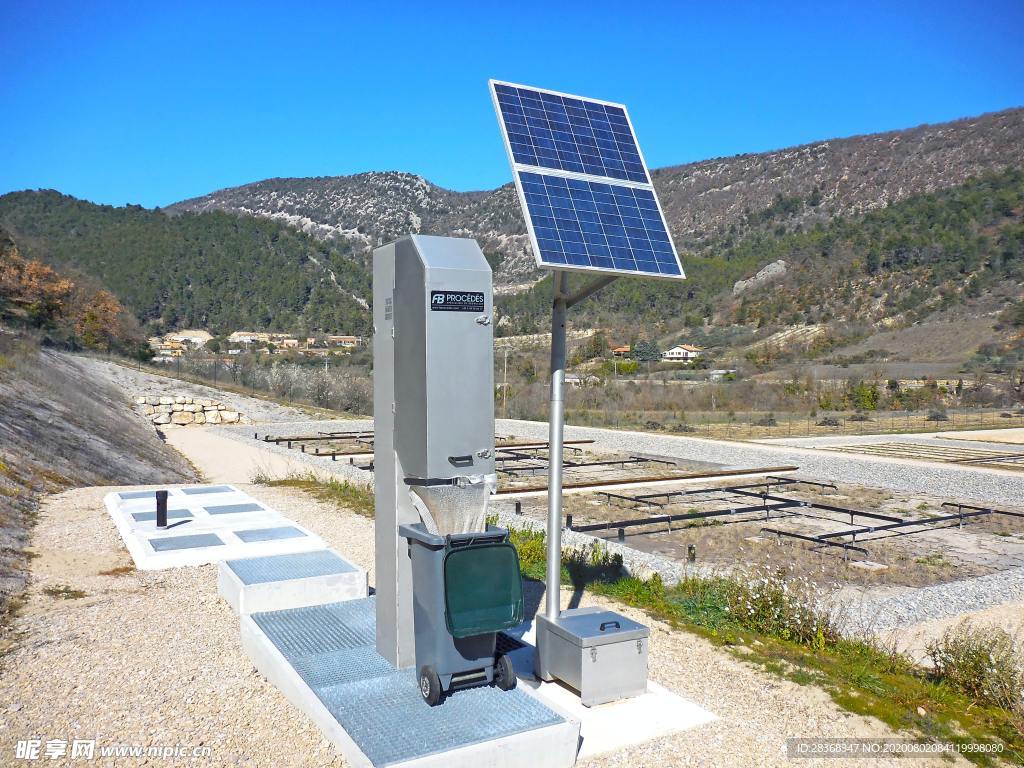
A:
[[0, 332, 197, 618]]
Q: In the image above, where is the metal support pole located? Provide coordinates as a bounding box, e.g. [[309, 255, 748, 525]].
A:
[[155, 490, 168, 529], [546, 271, 569, 621]]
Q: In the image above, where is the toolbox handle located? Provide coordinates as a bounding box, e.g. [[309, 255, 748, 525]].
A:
[[599, 620, 621, 632], [448, 454, 474, 467]]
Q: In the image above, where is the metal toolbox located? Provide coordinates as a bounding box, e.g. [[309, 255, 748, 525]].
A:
[[534, 606, 649, 707]]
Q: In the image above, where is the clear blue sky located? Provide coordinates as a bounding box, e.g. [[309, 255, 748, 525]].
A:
[[2, 0, 1022, 208]]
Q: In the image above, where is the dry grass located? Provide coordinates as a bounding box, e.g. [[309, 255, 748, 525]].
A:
[[42, 584, 87, 600], [98, 565, 135, 577], [253, 471, 375, 518]]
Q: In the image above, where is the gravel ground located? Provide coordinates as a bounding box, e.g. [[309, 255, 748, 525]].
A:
[[841, 566, 1024, 634], [891, 601, 1024, 663], [0, 483, 968, 767], [215, 417, 1024, 632], [757, 432, 1024, 452], [495, 419, 1024, 510], [218, 416, 1024, 510], [79, 357, 318, 424]]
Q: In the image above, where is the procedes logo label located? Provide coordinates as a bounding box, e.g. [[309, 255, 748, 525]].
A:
[[430, 290, 485, 313]]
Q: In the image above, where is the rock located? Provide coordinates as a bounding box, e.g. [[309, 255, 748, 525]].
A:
[[156, 404, 173, 414], [171, 411, 194, 425], [221, 411, 240, 423], [141, 405, 155, 415], [205, 411, 222, 424], [146, 395, 161, 405], [732, 259, 787, 296], [193, 411, 206, 425], [153, 414, 171, 425], [850, 560, 889, 573], [183, 404, 202, 412], [171, 404, 183, 412], [174, 395, 186, 404], [135, 396, 147, 405], [216, 404, 226, 410], [203, 405, 218, 412], [159, 396, 174, 405]]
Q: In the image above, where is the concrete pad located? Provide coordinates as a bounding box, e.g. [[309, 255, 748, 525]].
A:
[[240, 598, 580, 768], [219, 549, 368, 615], [104, 486, 326, 570], [506, 616, 717, 759], [528, 678, 716, 759]]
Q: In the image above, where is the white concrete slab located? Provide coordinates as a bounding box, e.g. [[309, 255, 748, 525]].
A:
[[104, 486, 326, 570], [507, 617, 717, 759], [219, 549, 367, 614], [240, 608, 581, 768]]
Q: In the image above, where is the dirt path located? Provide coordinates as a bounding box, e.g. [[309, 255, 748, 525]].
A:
[[161, 427, 341, 485]]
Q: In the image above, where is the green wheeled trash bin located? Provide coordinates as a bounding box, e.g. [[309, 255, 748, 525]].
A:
[[399, 522, 525, 706]]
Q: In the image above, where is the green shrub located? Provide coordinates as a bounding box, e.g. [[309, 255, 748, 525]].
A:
[[722, 565, 839, 649], [926, 622, 1024, 714]]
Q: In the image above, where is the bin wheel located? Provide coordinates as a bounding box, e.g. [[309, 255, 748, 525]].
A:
[[419, 666, 443, 706], [494, 653, 517, 691]]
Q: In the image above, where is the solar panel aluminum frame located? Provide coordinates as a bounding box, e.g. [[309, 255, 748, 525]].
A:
[[489, 79, 685, 281]]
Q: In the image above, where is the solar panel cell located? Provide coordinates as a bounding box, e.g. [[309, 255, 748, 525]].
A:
[[493, 83, 649, 183], [516, 171, 681, 277], [492, 80, 684, 279]]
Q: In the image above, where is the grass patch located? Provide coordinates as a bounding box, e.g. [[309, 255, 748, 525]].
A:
[[502, 521, 1023, 764], [255, 471, 374, 518], [42, 584, 86, 600]]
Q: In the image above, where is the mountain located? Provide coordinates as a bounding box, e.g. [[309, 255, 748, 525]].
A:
[[5, 107, 1021, 342], [496, 167, 1024, 340], [167, 108, 1024, 290], [0, 191, 371, 335], [168, 173, 536, 291]]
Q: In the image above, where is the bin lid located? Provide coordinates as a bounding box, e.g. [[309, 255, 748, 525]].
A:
[[444, 543, 524, 638], [545, 607, 649, 648]]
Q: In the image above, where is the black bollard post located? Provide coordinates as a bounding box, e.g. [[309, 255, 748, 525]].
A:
[[156, 490, 169, 529], [617, 527, 625, 542], [687, 544, 696, 563]]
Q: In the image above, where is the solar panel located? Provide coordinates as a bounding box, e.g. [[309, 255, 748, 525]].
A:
[[490, 80, 684, 279]]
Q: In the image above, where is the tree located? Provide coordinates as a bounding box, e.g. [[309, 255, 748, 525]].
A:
[[74, 289, 127, 349], [632, 339, 661, 371]]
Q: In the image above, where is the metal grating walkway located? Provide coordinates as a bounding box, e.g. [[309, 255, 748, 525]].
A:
[[205, 502, 265, 515], [150, 533, 224, 551], [228, 550, 356, 585], [182, 485, 234, 495], [235, 526, 305, 543], [252, 597, 564, 767]]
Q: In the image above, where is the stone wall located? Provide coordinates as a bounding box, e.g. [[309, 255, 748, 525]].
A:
[[134, 395, 245, 426]]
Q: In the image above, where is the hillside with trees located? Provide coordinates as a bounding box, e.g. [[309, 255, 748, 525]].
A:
[[0, 192, 371, 336], [0, 225, 143, 353], [495, 168, 1024, 340]]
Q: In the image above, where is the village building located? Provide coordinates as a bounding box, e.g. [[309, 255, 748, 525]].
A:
[[662, 344, 702, 361]]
